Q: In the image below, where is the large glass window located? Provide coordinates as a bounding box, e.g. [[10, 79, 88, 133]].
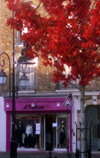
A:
[[15, 114, 40, 149], [14, 113, 70, 150], [56, 115, 70, 149]]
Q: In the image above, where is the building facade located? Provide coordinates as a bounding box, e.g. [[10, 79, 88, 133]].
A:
[[0, 0, 100, 154]]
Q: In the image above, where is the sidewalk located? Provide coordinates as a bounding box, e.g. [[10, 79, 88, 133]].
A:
[[0, 151, 100, 158]]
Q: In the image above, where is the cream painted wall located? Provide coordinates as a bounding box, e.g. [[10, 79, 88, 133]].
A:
[[0, 97, 6, 151]]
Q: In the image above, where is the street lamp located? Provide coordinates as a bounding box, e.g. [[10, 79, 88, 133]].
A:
[[17, 45, 35, 90], [19, 73, 29, 88], [0, 49, 34, 158], [0, 51, 17, 158], [0, 1, 41, 157], [0, 69, 7, 85], [0, 52, 11, 97]]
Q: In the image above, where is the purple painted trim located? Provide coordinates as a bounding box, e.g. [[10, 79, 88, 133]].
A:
[[5, 97, 73, 152], [4, 97, 73, 112]]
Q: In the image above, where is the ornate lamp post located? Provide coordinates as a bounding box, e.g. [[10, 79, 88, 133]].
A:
[[0, 1, 41, 157], [0, 49, 34, 158], [0, 51, 17, 158]]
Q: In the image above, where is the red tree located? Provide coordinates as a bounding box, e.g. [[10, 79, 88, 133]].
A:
[[5, 0, 100, 157]]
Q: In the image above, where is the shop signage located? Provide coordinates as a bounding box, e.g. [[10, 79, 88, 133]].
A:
[[23, 104, 45, 110], [4, 97, 73, 112], [35, 123, 40, 135]]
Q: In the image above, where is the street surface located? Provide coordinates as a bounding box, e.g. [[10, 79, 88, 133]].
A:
[[0, 151, 100, 158]]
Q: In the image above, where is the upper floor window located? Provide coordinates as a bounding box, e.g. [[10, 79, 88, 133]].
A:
[[18, 68, 37, 91], [16, 64, 37, 92], [56, 64, 80, 90], [15, 31, 23, 47], [16, 57, 38, 92]]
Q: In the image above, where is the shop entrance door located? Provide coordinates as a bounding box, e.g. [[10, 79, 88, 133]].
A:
[[86, 106, 98, 151], [45, 114, 56, 150]]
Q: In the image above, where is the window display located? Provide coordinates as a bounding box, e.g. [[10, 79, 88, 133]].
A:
[[14, 114, 70, 150], [15, 114, 39, 149], [17, 120, 25, 147], [57, 120, 66, 148], [56, 116, 70, 148]]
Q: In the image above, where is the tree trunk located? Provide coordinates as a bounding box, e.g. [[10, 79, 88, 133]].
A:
[[80, 86, 86, 158]]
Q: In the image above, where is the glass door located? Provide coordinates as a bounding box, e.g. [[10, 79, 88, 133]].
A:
[[45, 114, 56, 150], [41, 115, 45, 150]]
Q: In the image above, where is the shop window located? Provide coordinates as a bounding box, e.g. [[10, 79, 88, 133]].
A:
[[15, 115, 40, 149], [56, 80, 80, 90], [16, 29, 28, 47], [56, 116, 70, 148]]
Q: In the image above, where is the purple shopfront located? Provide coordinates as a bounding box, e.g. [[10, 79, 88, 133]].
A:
[[4, 97, 73, 151]]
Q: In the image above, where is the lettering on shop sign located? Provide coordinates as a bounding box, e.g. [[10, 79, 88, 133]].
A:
[[23, 104, 45, 110]]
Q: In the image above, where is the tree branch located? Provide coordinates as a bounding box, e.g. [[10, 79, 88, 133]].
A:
[[68, 81, 81, 91]]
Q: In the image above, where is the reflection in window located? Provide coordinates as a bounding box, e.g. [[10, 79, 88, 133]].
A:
[[56, 117, 70, 148], [17, 68, 37, 91], [15, 117, 39, 149]]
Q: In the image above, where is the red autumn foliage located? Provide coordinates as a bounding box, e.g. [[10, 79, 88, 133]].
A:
[[5, 0, 100, 87]]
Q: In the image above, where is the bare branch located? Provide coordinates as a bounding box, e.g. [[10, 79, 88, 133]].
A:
[[68, 81, 81, 91]]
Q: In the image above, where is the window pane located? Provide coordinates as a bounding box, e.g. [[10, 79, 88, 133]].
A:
[[15, 115, 40, 149]]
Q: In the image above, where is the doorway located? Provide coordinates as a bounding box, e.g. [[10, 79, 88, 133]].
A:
[[86, 105, 98, 151], [45, 114, 56, 150]]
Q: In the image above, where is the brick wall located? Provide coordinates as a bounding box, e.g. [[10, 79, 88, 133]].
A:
[[0, 0, 100, 94], [0, 0, 13, 94], [1, 0, 13, 54], [0, 0, 56, 93], [0, 0, 13, 74]]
